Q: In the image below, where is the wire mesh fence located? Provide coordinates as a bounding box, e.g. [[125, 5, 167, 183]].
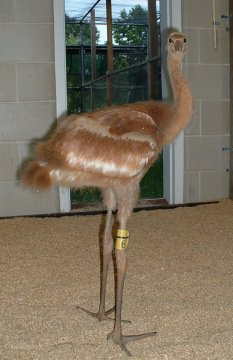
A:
[[67, 49, 163, 205], [65, 0, 163, 205], [67, 47, 162, 113]]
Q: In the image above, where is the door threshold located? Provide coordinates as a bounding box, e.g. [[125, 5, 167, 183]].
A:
[[71, 198, 168, 213]]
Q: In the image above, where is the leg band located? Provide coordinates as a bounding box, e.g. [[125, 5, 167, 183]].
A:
[[115, 229, 129, 250]]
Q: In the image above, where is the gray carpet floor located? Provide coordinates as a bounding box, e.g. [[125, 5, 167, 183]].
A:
[[1, 200, 233, 359]]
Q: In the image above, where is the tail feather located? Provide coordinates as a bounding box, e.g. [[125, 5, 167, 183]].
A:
[[22, 162, 52, 190], [35, 141, 52, 162]]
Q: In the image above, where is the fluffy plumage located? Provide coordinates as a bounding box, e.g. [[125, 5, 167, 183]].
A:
[[21, 32, 193, 356]]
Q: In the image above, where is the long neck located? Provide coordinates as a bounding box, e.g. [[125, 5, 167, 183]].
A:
[[164, 55, 193, 144]]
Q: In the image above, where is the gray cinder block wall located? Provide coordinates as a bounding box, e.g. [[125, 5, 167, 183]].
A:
[[0, 0, 59, 217], [182, 0, 230, 202], [0, 0, 231, 217]]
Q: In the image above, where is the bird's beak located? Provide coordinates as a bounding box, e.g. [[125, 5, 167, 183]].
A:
[[174, 41, 184, 52]]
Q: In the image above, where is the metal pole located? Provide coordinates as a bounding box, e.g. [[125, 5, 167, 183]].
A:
[[79, 0, 101, 23], [106, 0, 113, 106], [91, 9, 97, 110], [80, 22, 85, 112], [147, 0, 158, 100]]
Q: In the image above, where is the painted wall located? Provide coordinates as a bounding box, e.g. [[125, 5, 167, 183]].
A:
[[182, 0, 230, 202], [0, 0, 59, 216], [0, 0, 230, 217]]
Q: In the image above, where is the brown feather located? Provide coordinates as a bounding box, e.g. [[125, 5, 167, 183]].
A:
[[22, 162, 52, 190], [22, 33, 192, 192], [20, 33, 193, 355]]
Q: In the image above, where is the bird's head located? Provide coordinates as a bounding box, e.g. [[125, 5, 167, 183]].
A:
[[167, 32, 187, 59]]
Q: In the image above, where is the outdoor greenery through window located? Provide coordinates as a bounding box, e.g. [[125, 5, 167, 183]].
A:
[[65, 0, 163, 205]]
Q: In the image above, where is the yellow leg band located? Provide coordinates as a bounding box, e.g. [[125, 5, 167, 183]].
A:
[[115, 229, 129, 250]]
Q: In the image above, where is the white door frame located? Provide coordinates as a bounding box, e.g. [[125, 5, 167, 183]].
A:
[[53, 0, 71, 212], [53, 0, 183, 212], [160, 0, 183, 204]]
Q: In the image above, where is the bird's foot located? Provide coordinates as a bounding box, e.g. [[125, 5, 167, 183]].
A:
[[77, 305, 115, 321], [107, 329, 157, 357], [77, 305, 131, 324]]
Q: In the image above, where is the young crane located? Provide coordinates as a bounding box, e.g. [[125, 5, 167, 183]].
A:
[[22, 32, 192, 356]]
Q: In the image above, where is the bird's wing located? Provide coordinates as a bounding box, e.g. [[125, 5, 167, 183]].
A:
[[107, 109, 158, 136], [102, 108, 164, 149], [36, 112, 160, 179]]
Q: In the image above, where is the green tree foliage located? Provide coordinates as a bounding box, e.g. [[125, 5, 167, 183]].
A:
[[112, 5, 148, 46], [65, 14, 100, 46], [66, 7, 163, 203], [65, 13, 101, 114], [112, 5, 148, 70]]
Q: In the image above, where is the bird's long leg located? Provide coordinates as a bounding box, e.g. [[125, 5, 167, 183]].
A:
[[97, 206, 115, 320], [77, 207, 115, 321], [107, 184, 156, 356], [77, 188, 130, 323]]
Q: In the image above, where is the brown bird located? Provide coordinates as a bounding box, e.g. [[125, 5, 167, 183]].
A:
[[22, 32, 192, 356]]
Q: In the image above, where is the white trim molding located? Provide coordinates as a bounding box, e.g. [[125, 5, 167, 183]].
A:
[[53, 0, 71, 212], [160, 0, 183, 204]]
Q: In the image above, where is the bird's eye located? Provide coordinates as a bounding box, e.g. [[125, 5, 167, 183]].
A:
[[183, 38, 187, 43], [169, 38, 173, 43]]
